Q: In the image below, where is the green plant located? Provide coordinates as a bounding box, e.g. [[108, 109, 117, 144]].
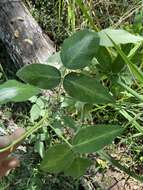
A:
[[1, 28, 143, 181]]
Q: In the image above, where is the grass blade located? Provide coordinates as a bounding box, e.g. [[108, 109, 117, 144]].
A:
[[119, 109, 143, 133], [106, 34, 143, 85], [118, 80, 143, 102], [75, 0, 99, 31], [98, 150, 143, 183]]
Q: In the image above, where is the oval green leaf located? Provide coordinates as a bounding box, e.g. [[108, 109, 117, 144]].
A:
[[17, 64, 61, 89], [0, 80, 40, 104], [63, 72, 115, 104], [40, 144, 75, 173], [72, 125, 123, 153], [64, 157, 91, 178], [95, 47, 112, 73], [60, 29, 99, 69]]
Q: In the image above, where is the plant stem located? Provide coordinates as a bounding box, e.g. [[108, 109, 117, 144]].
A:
[[0, 113, 48, 153], [48, 124, 73, 148]]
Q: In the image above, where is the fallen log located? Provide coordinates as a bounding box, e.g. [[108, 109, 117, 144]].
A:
[[0, 0, 55, 69]]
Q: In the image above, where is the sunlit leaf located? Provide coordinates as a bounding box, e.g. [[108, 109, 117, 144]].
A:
[[46, 52, 62, 69], [0, 80, 40, 104], [30, 104, 41, 122], [99, 29, 143, 47], [34, 141, 45, 158]]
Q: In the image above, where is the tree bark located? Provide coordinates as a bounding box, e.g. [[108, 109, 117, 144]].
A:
[[0, 0, 55, 69]]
